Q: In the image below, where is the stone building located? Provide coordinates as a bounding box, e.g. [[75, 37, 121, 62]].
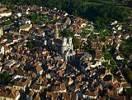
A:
[[62, 37, 73, 54], [53, 37, 74, 62], [0, 27, 3, 38]]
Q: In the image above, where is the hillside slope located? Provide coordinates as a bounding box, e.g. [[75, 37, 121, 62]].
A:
[[0, 0, 132, 30]]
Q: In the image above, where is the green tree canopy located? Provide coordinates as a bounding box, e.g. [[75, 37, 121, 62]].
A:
[[120, 37, 132, 59], [0, 71, 11, 85]]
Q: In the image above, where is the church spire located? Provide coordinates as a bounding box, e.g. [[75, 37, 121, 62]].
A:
[[55, 23, 59, 39], [0, 27, 3, 38]]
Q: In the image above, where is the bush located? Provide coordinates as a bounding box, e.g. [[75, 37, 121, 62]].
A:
[[73, 37, 81, 49], [120, 37, 132, 58], [60, 29, 74, 37], [0, 71, 11, 85]]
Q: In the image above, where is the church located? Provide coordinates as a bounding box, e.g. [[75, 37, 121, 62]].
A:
[[51, 23, 75, 62]]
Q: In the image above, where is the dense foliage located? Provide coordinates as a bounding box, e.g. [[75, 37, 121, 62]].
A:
[[120, 37, 132, 59], [0, 71, 11, 85]]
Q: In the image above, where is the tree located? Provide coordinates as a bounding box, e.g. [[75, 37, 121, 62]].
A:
[[123, 68, 132, 84], [0, 71, 11, 85], [26, 40, 33, 49], [120, 37, 132, 59], [103, 50, 117, 71], [81, 24, 94, 37], [60, 29, 74, 37], [73, 37, 81, 49]]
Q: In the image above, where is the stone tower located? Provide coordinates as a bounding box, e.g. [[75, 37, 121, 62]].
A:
[[62, 37, 74, 62], [0, 27, 3, 38], [61, 37, 74, 54], [62, 37, 67, 54], [55, 23, 59, 39], [68, 37, 73, 51]]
